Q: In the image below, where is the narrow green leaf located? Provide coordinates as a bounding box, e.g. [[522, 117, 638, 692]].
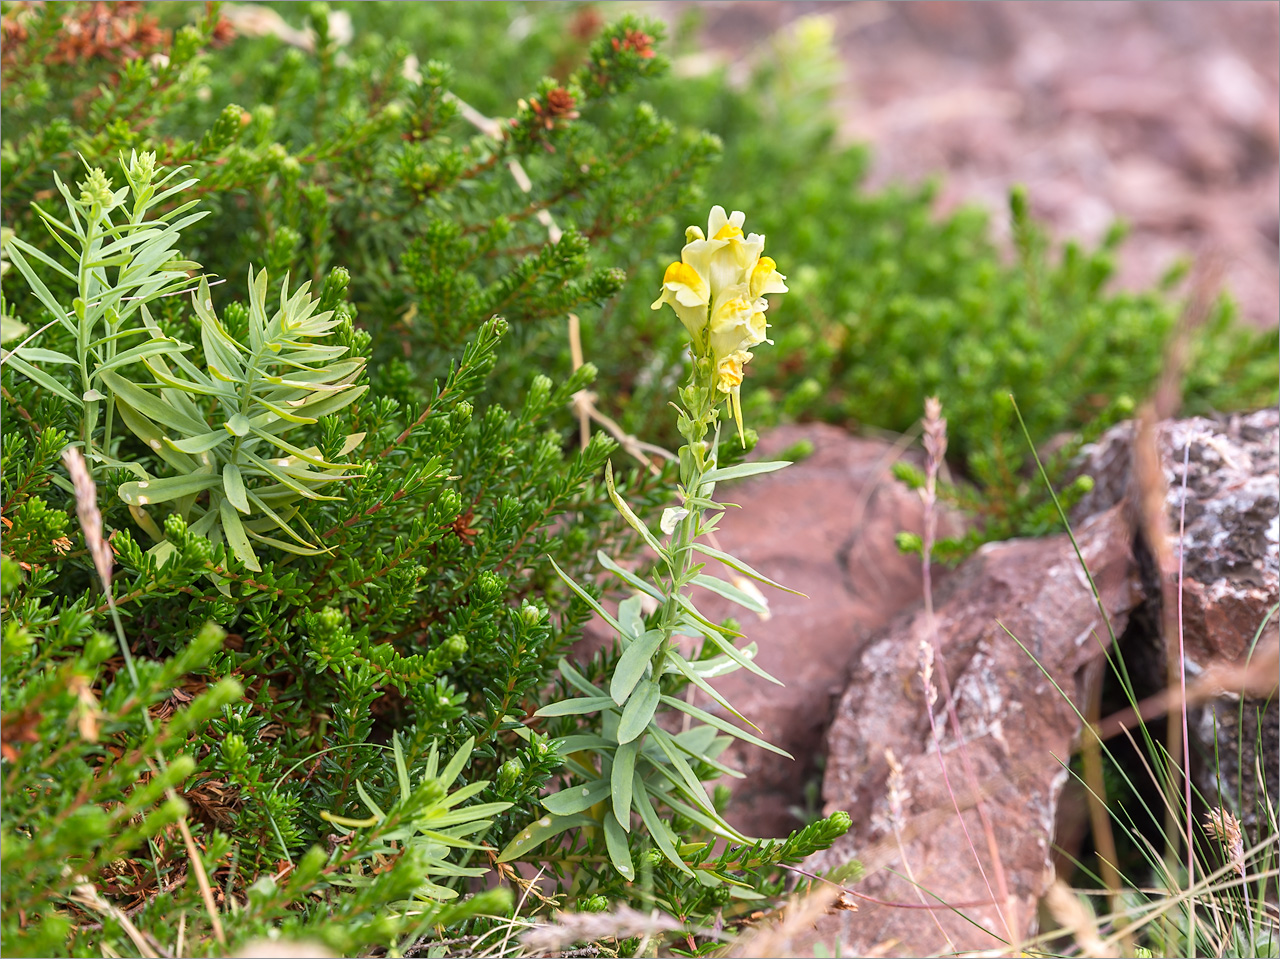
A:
[[605, 460, 666, 559], [101, 370, 210, 435], [219, 497, 261, 571], [665, 652, 753, 727], [223, 463, 249, 513], [119, 472, 219, 506], [661, 695, 791, 758], [617, 595, 645, 639], [649, 727, 717, 815], [617, 679, 660, 745], [13, 347, 75, 365], [225, 413, 251, 437], [2, 353, 79, 404], [691, 543, 807, 597], [602, 810, 635, 880], [495, 813, 594, 863], [547, 556, 624, 635], [239, 451, 346, 501], [596, 550, 663, 600], [438, 737, 474, 788], [168, 430, 229, 455], [93, 338, 188, 376], [692, 573, 769, 614], [541, 779, 610, 816], [533, 696, 614, 718], [676, 595, 781, 686], [555, 735, 611, 755], [700, 460, 790, 485], [555, 657, 607, 698], [611, 739, 639, 831], [355, 780, 387, 820], [632, 779, 693, 876], [6, 241, 71, 333], [610, 629, 663, 706]]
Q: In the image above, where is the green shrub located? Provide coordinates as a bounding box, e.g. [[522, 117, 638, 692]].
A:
[[1, 4, 846, 955]]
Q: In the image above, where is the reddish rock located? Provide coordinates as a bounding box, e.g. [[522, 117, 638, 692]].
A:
[[1072, 408, 1279, 667], [805, 408, 1277, 956], [810, 506, 1141, 957]]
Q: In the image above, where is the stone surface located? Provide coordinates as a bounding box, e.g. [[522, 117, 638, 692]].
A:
[[811, 506, 1141, 957], [806, 408, 1278, 957], [1073, 407, 1280, 667]]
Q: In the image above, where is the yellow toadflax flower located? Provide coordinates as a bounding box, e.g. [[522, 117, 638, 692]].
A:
[[651, 206, 787, 442]]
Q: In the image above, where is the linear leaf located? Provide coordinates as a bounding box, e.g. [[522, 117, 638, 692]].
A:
[[610, 629, 663, 706], [119, 472, 219, 506], [595, 550, 663, 600], [617, 679, 660, 745], [541, 779, 610, 816], [6, 240, 72, 333], [603, 810, 635, 880], [649, 727, 717, 815], [633, 778, 693, 876], [676, 595, 780, 686], [692, 573, 769, 614], [101, 370, 211, 436], [700, 460, 790, 485], [665, 652, 752, 726], [547, 556, 624, 635], [3, 353, 79, 404], [555, 657, 606, 698], [223, 463, 249, 513], [660, 695, 791, 758], [94, 338, 188, 376], [605, 460, 666, 559], [496, 813, 594, 864], [611, 739, 639, 832], [219, 497, 261, 570], [534, 696, 614, 718], [13, 347, 76, 365], [690, 543, 807, 597]]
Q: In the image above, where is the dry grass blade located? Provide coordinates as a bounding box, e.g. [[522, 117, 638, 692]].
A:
[[62, 446, 112, 589], [519, 904, 687, 957], [1043, 880, 1108, 959], [69, 880, 163, 959]]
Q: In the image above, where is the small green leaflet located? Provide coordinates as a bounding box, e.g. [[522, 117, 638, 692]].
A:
[[533, 696, 614, 718], [602, 810, 634, 879]]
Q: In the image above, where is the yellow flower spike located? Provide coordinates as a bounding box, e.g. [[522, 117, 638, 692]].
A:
[[653, 205, 788, 443]]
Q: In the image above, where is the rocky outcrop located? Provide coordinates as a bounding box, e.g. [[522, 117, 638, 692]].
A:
[[806, 408, 1277, 957], [813, 505, 1142, 956]]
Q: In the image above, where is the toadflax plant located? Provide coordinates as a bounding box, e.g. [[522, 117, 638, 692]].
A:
[[500, 206, 817, 882]]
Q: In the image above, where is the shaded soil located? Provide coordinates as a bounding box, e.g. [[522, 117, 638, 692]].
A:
[[651, 0, 1279, 326]]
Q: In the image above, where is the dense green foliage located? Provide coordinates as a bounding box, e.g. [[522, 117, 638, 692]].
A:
[[1, 3, 1273, 956]]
